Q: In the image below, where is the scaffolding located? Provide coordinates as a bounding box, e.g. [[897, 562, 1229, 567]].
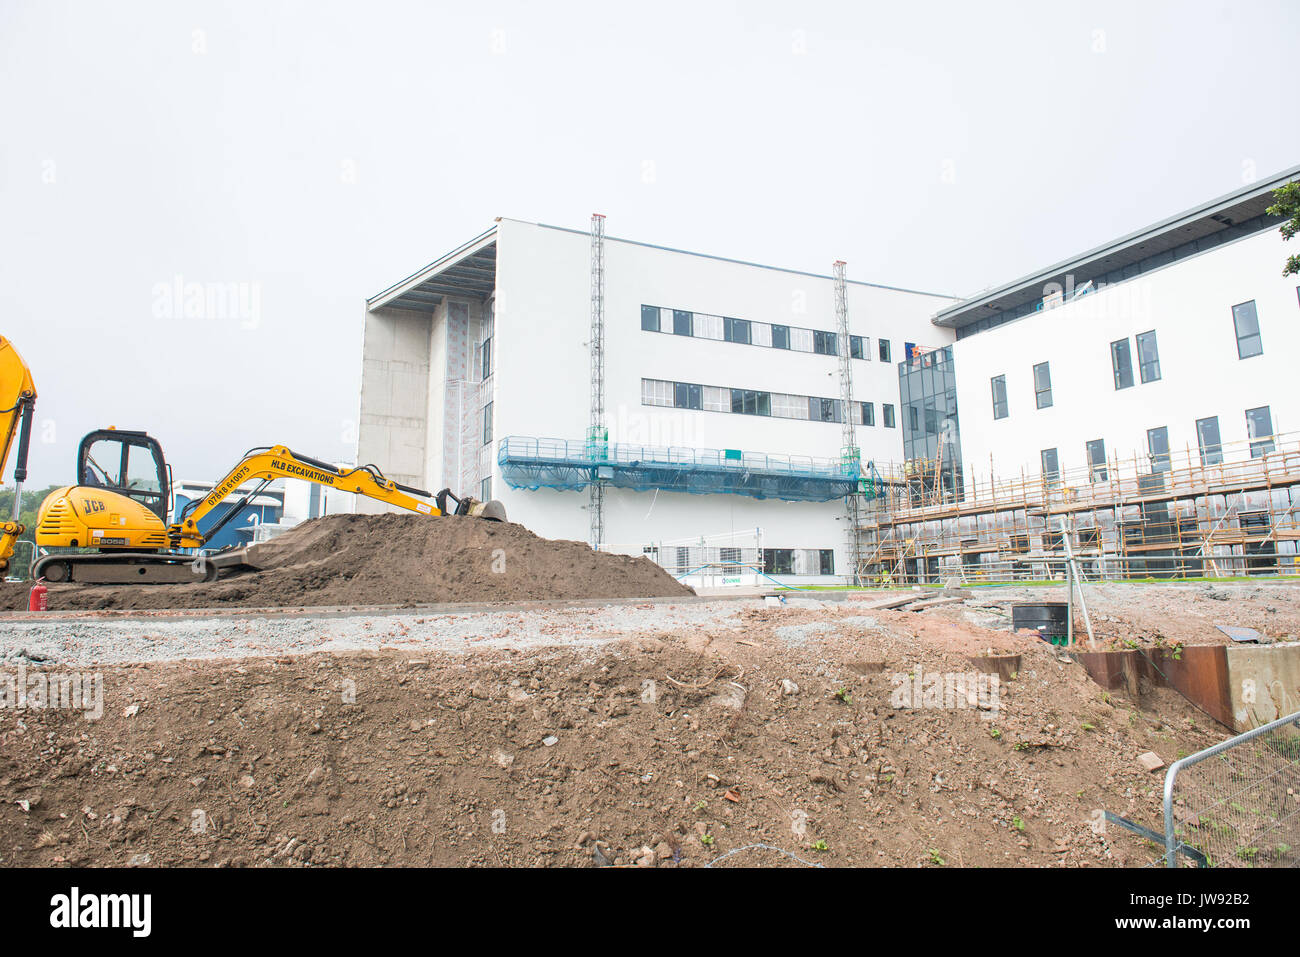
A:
[[498, 436, 863, 502], [833, 260, 863, 584], [855, 430, 1300, 584], [588, 213, 607, 549]]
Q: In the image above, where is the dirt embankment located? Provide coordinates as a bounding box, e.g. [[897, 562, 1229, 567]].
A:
[[0, 607, 1226, 868], [3, 514, 693, 611]]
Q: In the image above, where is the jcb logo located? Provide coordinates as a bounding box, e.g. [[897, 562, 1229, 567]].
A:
[[81, 499, 106, 513]]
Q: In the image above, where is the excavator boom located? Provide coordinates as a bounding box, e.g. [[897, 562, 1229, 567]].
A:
[[0, 336, 38, 576]]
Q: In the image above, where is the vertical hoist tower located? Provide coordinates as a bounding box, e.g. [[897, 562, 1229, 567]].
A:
[[834, 261, 863, 584], [588, 213, 607, 550]]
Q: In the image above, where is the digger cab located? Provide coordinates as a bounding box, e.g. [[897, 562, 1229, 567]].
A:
[[77, 429, 171, 523]]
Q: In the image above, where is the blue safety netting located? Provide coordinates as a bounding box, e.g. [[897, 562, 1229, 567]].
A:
[[498, 436, 872, 503]]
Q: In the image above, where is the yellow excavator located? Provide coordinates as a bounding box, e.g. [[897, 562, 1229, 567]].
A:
[[31, 428, 506, 584], [0, 336, 38, 577]]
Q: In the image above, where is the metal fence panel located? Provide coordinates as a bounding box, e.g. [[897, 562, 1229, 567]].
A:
[[1163, 710, 1300, 867]]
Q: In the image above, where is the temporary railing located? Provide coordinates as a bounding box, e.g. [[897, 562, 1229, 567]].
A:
[[497, 436, 864, 503]]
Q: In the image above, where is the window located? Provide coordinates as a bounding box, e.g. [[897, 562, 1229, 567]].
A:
[[481, 476, 492, 501], [818, 549, 835, 575], [882, 403, 895, 428], [1040, 447, 1060, 484], [813, 330, 838, 355], [762, 548, 794, 575], [730, 389, 771, 416], [1136, 330, 1161, 383], [672, 309, 693, 337], [693, 313, 724, 339], [771, 324, 790, 350], [990, 375, 1008, 419], [702, 385, 729, 412], [1147, 426, 1170, 472], [1232, 301, 1262, 358], [482, 402, 493, 447], [1085, 438, 1107, 482], [811, 397, 841, 423], [789, 327, 814, 352], [640, 305, 660, 332], [1033, 361, 1053, 409], [849, 335, 865, 359], [723, 316, 751, 344], [1110, 339, 1134, 390], [641, 378, 673, 407], [770, 392, 809, 419], [673, 382, 702, 410], [1196, 416, 1223, 465], [481, 336, 492, 379], [860, 401, 875, 426], [1246, 406, 1275, 457], [878, 339, 891, 363]]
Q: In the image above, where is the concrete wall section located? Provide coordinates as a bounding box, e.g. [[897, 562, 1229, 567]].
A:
[[357, 305, 434, 509]]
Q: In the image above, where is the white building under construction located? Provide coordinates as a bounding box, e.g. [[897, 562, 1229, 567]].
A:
[[357, 163, 1300, 586]]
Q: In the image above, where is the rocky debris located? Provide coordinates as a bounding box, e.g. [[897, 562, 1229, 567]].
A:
[[1136, 751, 1166, 772]]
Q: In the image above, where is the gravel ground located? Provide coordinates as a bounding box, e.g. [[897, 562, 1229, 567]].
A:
[[0, 599, 756, 667]]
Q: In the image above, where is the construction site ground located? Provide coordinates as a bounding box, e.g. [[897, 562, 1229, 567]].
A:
[[5, 571, 1297, 868]]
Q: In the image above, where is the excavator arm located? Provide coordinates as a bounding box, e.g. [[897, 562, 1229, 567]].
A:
[[0, 337, 38, 575], [169, 445, 505, 549]]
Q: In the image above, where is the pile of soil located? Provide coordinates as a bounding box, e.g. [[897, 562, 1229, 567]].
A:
[[2, 514, 693, 611], [0, 607, 1233, 868]]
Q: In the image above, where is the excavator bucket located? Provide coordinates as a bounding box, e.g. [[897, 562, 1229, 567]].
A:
[[471, 499, 508, 522]]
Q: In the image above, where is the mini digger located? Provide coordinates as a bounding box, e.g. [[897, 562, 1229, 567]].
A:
[[30, 427, 507, 585]]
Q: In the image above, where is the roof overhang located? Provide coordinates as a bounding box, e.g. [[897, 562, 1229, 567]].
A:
[[367, 226, 498, 313], [933, 164, 1300, 332]]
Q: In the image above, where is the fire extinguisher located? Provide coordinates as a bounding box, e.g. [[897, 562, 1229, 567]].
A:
[[28, 578, 48, 612]]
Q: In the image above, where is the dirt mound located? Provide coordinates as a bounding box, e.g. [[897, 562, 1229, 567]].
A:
[[4, 514, 693, 611], [0, 612, 1227, 868]]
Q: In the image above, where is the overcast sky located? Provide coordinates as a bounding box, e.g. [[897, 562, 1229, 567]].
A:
[[4, 0, 1298, 488]]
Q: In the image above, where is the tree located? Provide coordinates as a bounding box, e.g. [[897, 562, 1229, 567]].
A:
[[1265, 180, 1300, 277]]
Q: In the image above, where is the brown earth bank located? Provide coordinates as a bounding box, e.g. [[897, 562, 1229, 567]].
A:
[[0, 608, 1225, 868], [2, 514, 693, 611]]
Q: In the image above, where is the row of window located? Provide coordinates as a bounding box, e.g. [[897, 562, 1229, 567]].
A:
[[992, 297, 1276, 422], [641, 378, 896, 428], [1110, 330, 1161, 389], [1038, 406, 1277, 485], [641, 305, 891, 362]]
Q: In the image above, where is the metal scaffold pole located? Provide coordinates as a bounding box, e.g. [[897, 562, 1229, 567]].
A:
[[833, 261, 863, 585], [588, 213, 607, 550]]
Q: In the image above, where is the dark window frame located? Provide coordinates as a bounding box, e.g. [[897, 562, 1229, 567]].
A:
[[640, 304, 660, 332], [882, 403, 896, 429], [849, 335, 865, 360], [1196, 416, 1223, 465], [672, 309, 693, 337], [1085, 438, 1107, 483], [1246, 405, 1275, 458], [1110, 338, 1134, 390], [878, 338, 891, 363], [1136, 329, 1161, 383], [1033, 361, 1053, 409], [860, 401, 875, 426], [990, 374, 1008, 419], [771, 324, 790, 350], [1232, 300, 1262, 359]]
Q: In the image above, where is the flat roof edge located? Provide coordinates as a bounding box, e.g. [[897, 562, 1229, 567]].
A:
[[367, 225, 499, 310], [495, 216, 959, 300]]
